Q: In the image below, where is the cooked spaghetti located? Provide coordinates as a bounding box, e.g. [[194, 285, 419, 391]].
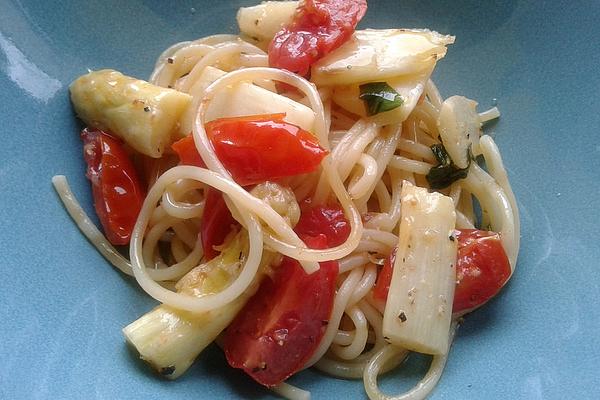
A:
[[53, 1, 519, 399]]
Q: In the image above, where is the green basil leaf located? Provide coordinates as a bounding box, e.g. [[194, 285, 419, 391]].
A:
[[359, 82, 404, 116], [426, 143, 470, 189]]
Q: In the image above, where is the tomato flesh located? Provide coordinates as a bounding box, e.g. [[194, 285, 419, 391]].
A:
[[172, 137, 238, 260], [453, 229, 511, 312], [268, 0, 368, 76], [201, 189, 238, 260], [205, 114, 328, 186], [173, 136, 235, 260], [373, 229, 511, 313], [171, 135, 206, 168], [373, 248, 396, 301], [81, 128, 145, 245], [223, 204, 350, 387], [293, 201, 351, 247]]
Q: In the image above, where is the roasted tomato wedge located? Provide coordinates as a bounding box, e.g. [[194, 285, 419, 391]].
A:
[[373, 229, 511, 313], [453, 229, 511, 312], [81, 128, 145, 245], [223, 204, 350, 387], [268, 0, 368, 76], [200, 189, 238, 260], [205, 114, 327, 186]]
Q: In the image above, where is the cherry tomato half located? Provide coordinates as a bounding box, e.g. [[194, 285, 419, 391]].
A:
[[453, 229, 512, 312], [373, 229, 512, 313], [269, 0, 368, 76], [223, 204, 350, 387], [171, 115, 328, 187], [293, 201, 351, 247], [205, 114, 328, 186], [81, 128, 145, 245]]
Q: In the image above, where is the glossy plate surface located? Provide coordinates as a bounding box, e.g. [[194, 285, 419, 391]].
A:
[[1, 1, 599, 399]]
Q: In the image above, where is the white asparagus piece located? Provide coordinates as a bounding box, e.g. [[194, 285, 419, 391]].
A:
[[237, 1, 298, 45], [179, 66, 279, 136], [332, 66, 434, 126], [204, 80, 316, 133], [70, 69, 191, 157], [123, 297, 249, 379], [177, 66, 227, 136], [123, 233, 265, 379], [382, 182, 457, 355], [437, 95, 482, 165], [311, 29, 454, 86], [123, 182, 298, 379]]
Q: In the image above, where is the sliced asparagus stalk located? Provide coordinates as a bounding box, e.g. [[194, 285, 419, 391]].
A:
[[237, 1, 298, 46], [382, 182, 457, 355], [70, 69, 191, 158], [123, 300, 247, 379], [124, 182, 299, 379], [123, 233, 274, 379], [437, 95, 482, 165]]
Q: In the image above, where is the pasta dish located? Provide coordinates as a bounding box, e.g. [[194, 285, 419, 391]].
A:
[[53, 1, 519, 399]]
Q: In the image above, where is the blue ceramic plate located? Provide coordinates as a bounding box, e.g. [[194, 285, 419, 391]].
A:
[[1, 1, 599, 399]]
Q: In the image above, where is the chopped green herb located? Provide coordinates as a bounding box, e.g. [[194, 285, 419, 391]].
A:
[[359, 82, 403, 116], [426, 143, 470, 189]]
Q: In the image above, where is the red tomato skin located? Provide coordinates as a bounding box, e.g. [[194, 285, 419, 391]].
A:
[[293, 202, 351, 247], [372, 230, 511, 313], [81, 128, 145, 245], [172, 136, 237, 260], [223, 235, 337, 387], [223, 204, 350, 387], [453, 229, 511, 312], [268, 0, 368, 76], [373, 248, 396, 301], [205, 114, 328, 186], [200, 189, 238, 260], [171, 135, 206, 167]]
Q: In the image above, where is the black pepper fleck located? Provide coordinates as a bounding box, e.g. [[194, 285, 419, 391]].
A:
[[398, 311, 407, 322], [449, 235, 455, 242], [160, 365, 176, 376], [167, 57, 174, 64], [144, 106, 151, 112]]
